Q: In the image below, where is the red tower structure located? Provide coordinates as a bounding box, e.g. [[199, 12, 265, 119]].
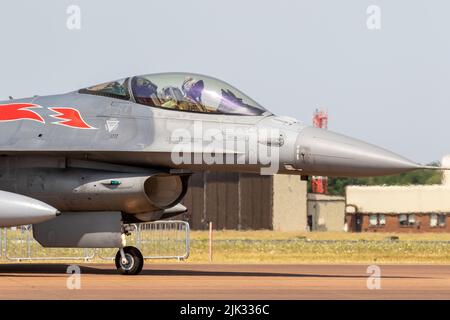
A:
[[311, 109, 328, 194]]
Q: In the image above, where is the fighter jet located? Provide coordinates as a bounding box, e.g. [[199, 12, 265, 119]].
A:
[[0, 72, 430, 274]]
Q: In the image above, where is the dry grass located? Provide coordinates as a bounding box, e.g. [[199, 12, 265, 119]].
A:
[[186, 231, 450, 264], [191, 230, 450, 241]]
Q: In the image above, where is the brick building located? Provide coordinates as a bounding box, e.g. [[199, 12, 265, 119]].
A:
[[345, 185, 450, 233]]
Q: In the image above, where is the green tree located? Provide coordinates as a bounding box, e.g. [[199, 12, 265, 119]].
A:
[[315, 162, 442, 196]]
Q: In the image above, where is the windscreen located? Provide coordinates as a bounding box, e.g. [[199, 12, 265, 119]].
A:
[[79, 78, 130, 100]]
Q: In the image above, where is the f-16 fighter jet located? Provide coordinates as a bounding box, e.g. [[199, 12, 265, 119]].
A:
[[0, 73, 432, 274]]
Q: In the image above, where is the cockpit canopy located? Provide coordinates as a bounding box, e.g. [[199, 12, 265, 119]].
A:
[[79, 73, 270, 116]]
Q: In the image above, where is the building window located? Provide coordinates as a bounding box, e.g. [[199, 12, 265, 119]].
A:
[[430, 214, 437, 227], [369, 214, 385, 227], [430, 214, 446, 227], [439, 214, 446, 227], [399, 214, 415, 226], [369, 214, 377, 226]]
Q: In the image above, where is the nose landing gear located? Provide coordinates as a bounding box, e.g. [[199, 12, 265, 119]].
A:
[[115, 246, 144, 275]]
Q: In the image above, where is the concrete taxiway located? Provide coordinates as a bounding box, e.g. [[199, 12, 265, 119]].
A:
[[0, 263, 448, 299]]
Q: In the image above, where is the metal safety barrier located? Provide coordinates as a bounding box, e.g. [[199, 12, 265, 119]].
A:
[[2, 226, 96, 261], [0, 220, 190, 262], [139, 220, 190, 260]]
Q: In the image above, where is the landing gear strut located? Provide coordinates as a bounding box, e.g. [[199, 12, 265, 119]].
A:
[[115, 246, 144, 275]]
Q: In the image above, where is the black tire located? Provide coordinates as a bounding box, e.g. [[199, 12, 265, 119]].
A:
[[115, 246, 144, 275]]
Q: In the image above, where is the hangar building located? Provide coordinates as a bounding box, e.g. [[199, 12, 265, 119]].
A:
[[182, 172, 347, 232], [182, 172, 308, 231]]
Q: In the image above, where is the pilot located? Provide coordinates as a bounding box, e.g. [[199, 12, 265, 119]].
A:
[[181, 77, 208, 112], [161, 86, 181, 110]]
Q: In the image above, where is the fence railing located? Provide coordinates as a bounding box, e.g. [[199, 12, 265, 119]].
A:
[[0, 220, 189, 262]]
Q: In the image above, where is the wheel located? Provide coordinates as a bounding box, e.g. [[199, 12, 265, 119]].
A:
[[115, 246, 144, 275]]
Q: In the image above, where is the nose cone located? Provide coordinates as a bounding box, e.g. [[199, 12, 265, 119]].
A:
[[295, 126, 420, 177]]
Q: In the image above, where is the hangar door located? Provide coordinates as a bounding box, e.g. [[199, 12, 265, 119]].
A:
[[181, 172, 273, 230]]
